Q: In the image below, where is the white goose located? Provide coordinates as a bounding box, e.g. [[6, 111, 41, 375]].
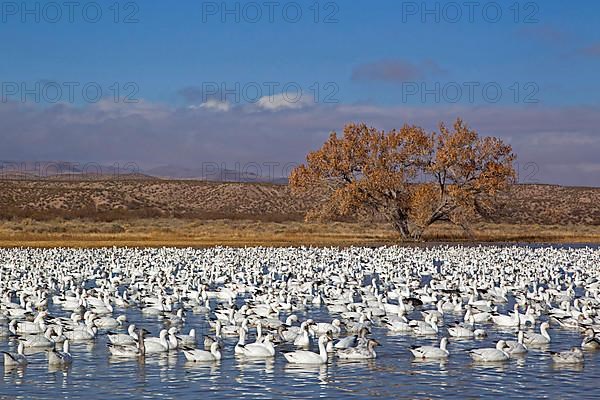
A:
[[94, 315, 127, 329], [108, 329, 147, 357], [235, 327, 248, 355], [284, 334, 331, 364], [2, 343, 27, 366], [412, 314, 439, 336], [237, 333, 275, 358], [491, 304, 521, 327], [410, 337, 449, 360], [107, 324, 138, 346], [20, 327, 55, 348], [384, 316, 412, 333], [550, 347, 584, 364], [204, 320, 224, 349], [48, 340, 73, 366], [581, 328, 600, 350], [183, 342, 222, 362], [337, 339, 379, 359], [523, 322, 551, 346], [469, 340, 510, 362], [63, 324, 98, 341], [144, 329, 170, 354], [176, 328, 197, 347], [505, 331, 528, 355], [310, 319, 342, 336], [293, 321, 313, 348], [10, 313, 47, 334]]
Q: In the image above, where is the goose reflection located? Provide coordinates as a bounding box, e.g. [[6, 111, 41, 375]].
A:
[[183, 359, 221, 375], [48, 362, 71, 375], [551, 362, 584, 373], [410, 357, 448, 371], [336, 358, 378, 372], [284, 363, 330, 384], [470, 361, 508, 373], [3, 363, 27, 379], [236, 357, 273, 374]]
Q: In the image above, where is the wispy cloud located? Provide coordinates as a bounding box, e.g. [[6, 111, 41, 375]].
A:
[[189, 99, 231, 112], [351, 59, 446, 83], [579, 42, 600, 58], [516, 25, 568, 44]]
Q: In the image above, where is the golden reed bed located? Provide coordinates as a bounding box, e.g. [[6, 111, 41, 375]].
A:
[[0, 219, 599, 248]]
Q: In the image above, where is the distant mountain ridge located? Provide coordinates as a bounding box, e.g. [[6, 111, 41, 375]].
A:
[[145, 165, 288, 183], [0, 161, 288, 183]]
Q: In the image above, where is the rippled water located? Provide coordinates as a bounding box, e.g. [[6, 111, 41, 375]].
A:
[[1, 246, 599, 399]]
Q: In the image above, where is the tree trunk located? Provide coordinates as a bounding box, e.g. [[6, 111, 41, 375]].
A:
[[410, 227, 424, 241], [392, 218, 411, 239], [391, 217, 425, 241]]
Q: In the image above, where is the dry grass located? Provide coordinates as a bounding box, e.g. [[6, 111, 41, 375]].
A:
[[0, 218, 599, 248]]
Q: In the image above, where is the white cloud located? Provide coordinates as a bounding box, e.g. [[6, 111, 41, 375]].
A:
[[189, 99, 231, 112], [255, 93, 308, 111]]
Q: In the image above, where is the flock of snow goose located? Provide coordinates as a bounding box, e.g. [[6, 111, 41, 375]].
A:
[[1, 245, 600, 370]]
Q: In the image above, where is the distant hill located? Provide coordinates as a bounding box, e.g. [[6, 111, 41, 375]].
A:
[[0, 161, 288, 183], [145, 165, 288, 183], [0, 161, 153, 181], [0, 179, 599, 225]]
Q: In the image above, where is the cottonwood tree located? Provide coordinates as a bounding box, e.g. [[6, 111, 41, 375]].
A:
[[290, 118, 516, 240]]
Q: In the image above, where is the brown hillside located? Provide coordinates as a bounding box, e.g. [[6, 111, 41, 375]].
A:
[[0, 179, 599, 226]]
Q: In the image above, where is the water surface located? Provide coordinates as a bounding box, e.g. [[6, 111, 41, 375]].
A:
[[1, 245, 598, 399]]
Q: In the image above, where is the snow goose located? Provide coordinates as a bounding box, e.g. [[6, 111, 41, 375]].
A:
[[410, 337, 449, 360], [384, 316, 412, 333], [144, 329, 170, 354], [183, 342, 222, 362], [505, 331, 528, 355], [421, 300, 444, 320], [310, 319, 342, 336], [337, 339, 380, 359], [469, 340, 510, 362], [48, 340, 73, 366], [294, 320, 314, 348], [176, 328, 197, 347], [2, 343, 27, 366], [10, 312, 47, 334], [550, 347, 584, 364], [20, 327, 55, 348], [465, 306, 492, 323], [448, 315, 487, 339], [93, 314, 127, 329], [108, 329, 147, 358], [284, 334, 331, 364], [63, 324, 97, 341], [107, 324, 138, 346], [491, 304, 521, 327], [333, 327, 369, 350], [523, 322, 551, 346], [237, 333, 276, 358], [413, 314, 439, 336], [204, 320, 224, 349], [581, 328, 600, 350], [234, 327, 248, 355]]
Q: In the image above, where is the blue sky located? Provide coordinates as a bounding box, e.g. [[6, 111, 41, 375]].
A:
[[2, 0, 600, 185]]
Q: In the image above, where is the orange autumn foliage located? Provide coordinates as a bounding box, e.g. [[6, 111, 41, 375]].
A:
[[290, 118, 516, 240]]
